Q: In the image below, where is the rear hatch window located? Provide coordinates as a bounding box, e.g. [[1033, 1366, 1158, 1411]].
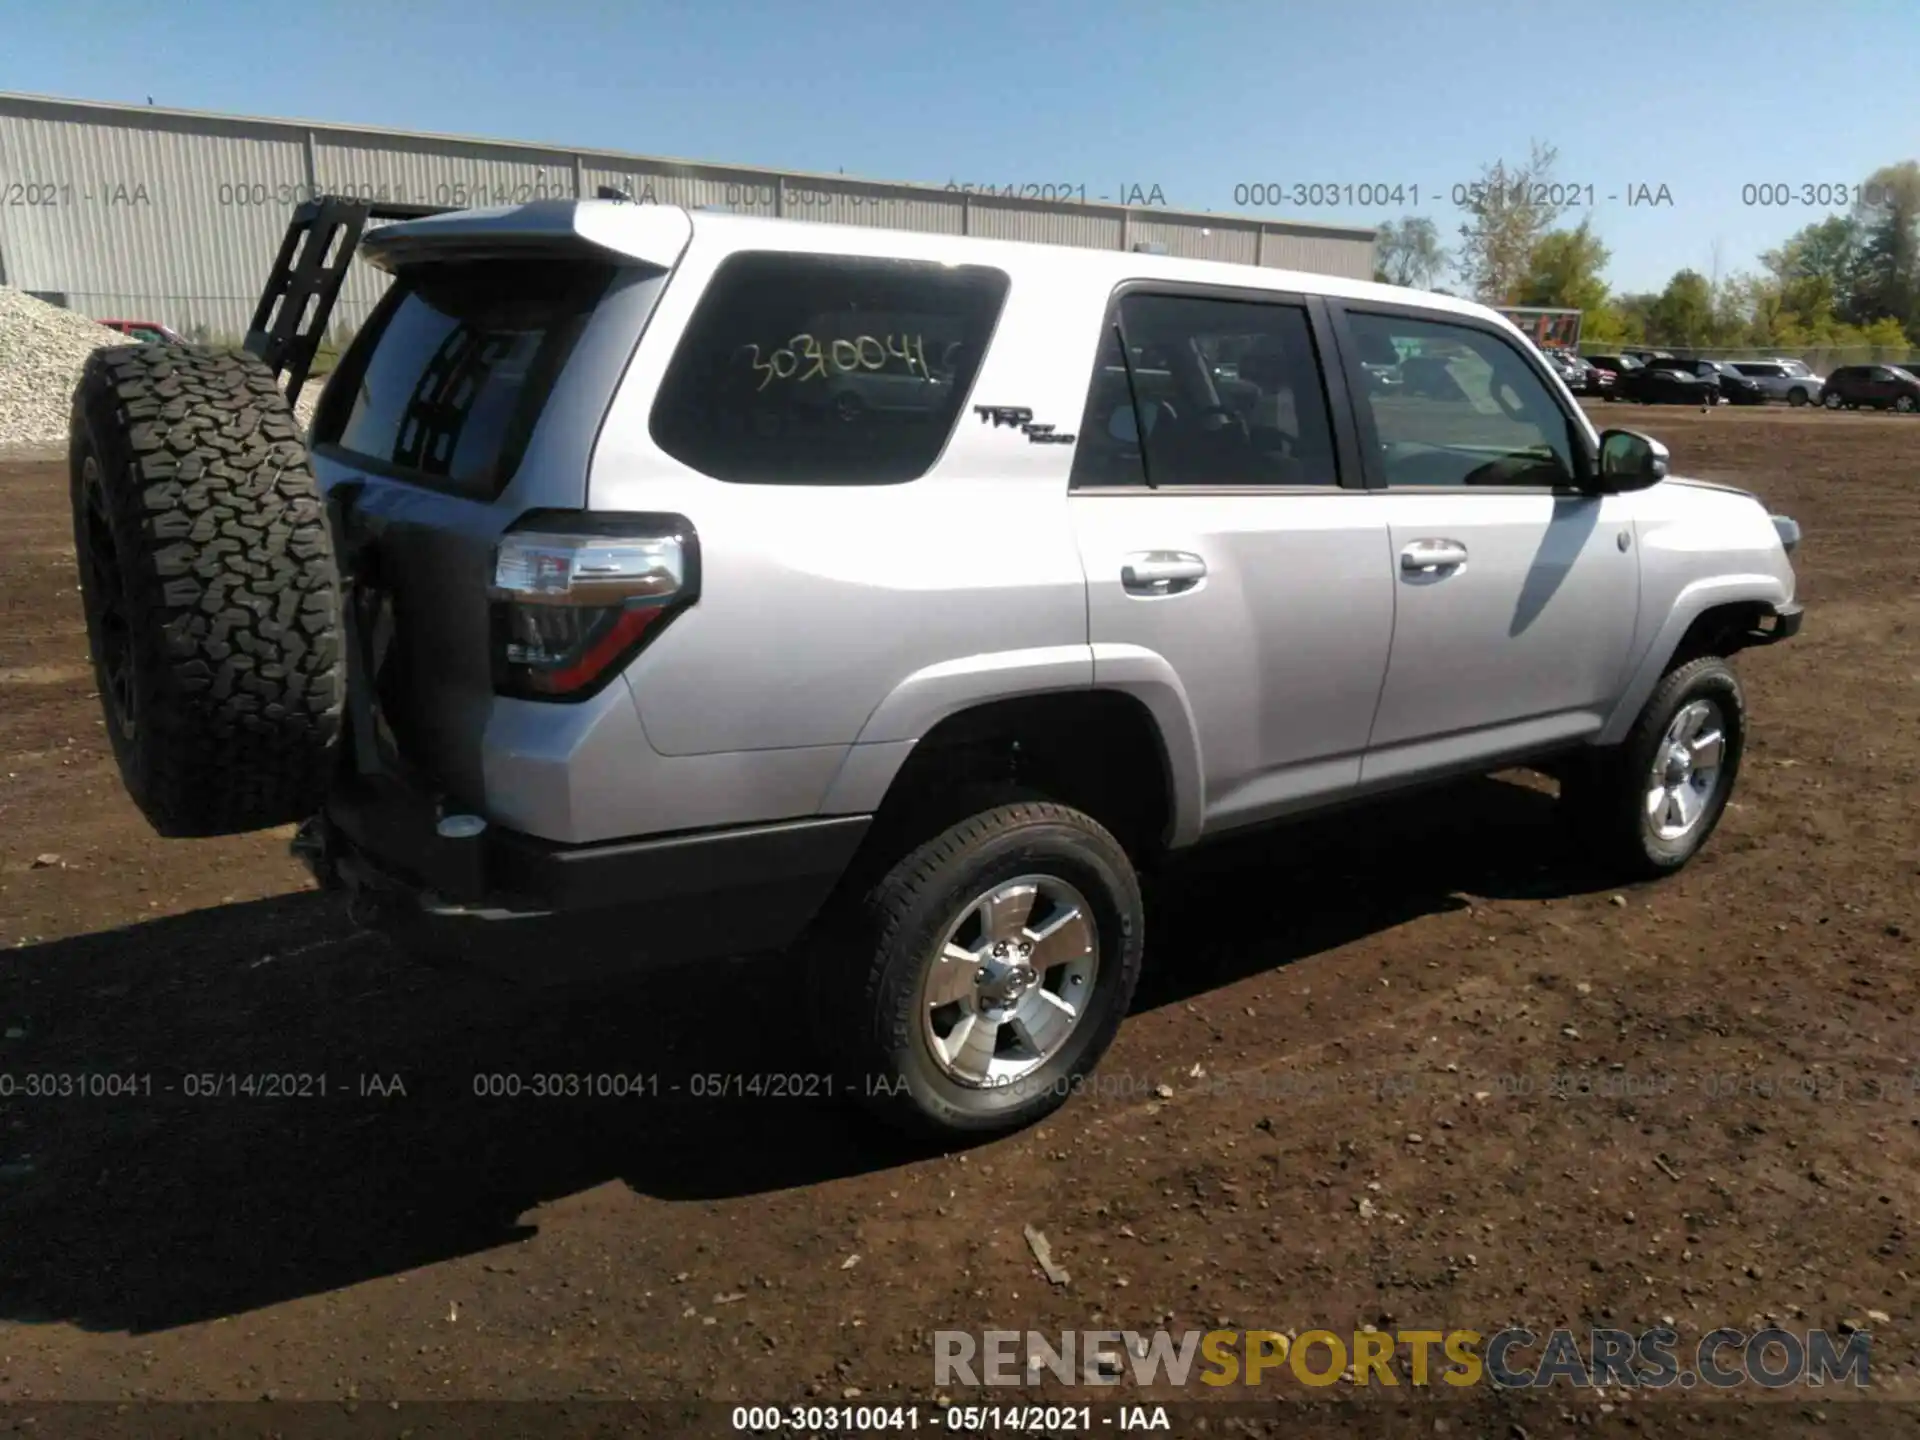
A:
[[648, 251, 1010, 485], [314, 258, 616, 500]]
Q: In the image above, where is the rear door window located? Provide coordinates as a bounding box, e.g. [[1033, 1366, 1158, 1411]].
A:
[[1069, 292, 1340, 488], [315, 258, 617, 499], [649, 251, 1010, 485]]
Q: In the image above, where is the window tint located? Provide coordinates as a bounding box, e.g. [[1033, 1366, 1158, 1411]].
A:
[[316, 258, 615, 499], [649, 252, 1009, 485], [1069, 293, 1338, 488], [1344, 310, 1579, 488]]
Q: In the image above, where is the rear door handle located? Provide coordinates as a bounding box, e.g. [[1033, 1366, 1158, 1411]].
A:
[[1400, 538, 1469, 574], [1122, 550, 1207, 596]]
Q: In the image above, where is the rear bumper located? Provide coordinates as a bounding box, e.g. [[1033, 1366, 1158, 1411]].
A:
[[297, 776, 869, 983]]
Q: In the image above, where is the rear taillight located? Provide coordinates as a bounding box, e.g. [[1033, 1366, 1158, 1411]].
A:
[[488, 512, 699, 701]]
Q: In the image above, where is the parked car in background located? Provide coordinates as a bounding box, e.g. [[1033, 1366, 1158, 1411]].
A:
[[1728, 359, 1823, 407], [1820, 364, 1920, 412], [1543, 348, 1607, 396], [1625, 349, 1675, 364], [1696, 360, 1768, 406], [1584, 354, 1640, 399], [99, 319, 187, 344], [1611, 359, 1722, 406]]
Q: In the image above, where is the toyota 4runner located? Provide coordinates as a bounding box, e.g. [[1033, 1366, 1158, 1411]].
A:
[[68, 199, 1804, 1138]]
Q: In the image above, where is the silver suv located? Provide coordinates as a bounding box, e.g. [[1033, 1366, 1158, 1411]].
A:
[[68, 200, 1804, 1138], [1728, 359, 1824, 406]]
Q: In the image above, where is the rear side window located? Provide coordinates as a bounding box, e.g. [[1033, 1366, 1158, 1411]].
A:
[[649, 251, 1009, 485], [315, 258, 616, 499]]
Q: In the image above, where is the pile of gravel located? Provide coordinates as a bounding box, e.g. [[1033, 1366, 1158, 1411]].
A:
[[0, 288, 130, 447], [0, 287, 321, 446]]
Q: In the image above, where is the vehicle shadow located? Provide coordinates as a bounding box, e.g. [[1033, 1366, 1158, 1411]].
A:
[[0, 773, 1604, 1334]]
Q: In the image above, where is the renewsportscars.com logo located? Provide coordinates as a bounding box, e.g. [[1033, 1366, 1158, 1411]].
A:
[[934, 1326, 1872, 1390]]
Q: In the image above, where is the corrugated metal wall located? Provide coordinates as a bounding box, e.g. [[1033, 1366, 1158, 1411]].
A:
[[0, 92, 1375, 340]]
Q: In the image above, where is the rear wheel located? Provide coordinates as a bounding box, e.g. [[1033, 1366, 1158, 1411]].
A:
[[809, 800, 1145, 1138], [1560, 656, 1745, 881], [69, 344, 345, 837]]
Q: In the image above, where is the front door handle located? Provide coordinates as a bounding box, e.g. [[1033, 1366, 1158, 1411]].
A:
[[1400, 538, 1469, 574], [1122, 550, 1207, 596]]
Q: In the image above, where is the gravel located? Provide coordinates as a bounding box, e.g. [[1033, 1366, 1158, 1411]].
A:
[[0, 288, 129, 447], [0, 287, 321, 445]]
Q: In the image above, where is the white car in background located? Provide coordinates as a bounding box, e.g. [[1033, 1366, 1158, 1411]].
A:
[[1728, 359, 1824, 407]]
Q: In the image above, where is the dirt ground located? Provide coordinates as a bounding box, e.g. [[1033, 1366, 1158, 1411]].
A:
[[0, 405, 1916, 1431]]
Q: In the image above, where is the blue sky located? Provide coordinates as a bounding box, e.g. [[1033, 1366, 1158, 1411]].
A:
[[7, 0, 1917, 293]]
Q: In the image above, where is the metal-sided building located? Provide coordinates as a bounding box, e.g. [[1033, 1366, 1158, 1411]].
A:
[[0, 91, 1376, 341]]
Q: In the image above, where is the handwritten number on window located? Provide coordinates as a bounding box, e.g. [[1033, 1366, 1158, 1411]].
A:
[[746, 333, 931, 391]]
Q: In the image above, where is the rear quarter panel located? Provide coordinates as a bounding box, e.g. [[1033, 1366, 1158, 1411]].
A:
[[586, 228, 1112, 761]]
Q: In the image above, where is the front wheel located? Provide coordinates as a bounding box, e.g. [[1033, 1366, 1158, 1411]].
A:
[[1560, 656, 1746, 880], [1823, 391, 1844, 409], [1897, 395, 1916, 413], [810, 801, 1145, 1138]]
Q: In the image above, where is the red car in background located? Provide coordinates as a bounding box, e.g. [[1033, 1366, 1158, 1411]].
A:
[[99, 319, 187, 344]]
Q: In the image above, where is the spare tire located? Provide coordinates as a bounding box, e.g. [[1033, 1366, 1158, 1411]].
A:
[[68, 344, 345, 837]]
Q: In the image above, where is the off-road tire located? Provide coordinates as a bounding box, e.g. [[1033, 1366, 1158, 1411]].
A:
[[809, 800, 1145, 1139], [1560, 656, 1746, 881], [69, 344, 344, 837]]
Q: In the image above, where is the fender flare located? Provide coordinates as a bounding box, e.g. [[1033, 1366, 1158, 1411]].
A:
[[1598, 574, 1792, 746], [819, 643, 1207, 846]]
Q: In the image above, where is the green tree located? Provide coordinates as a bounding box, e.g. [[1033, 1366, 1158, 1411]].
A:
[[1580, 303, 1640, 346], [1849, 161, 1920, 337], [1645, 271, 1715, 347], [1516, 218, 1611, 312], [1761, 215, 1863, 323], [1372, 216, 1449, 289], [1454, 141, 1582, 305]]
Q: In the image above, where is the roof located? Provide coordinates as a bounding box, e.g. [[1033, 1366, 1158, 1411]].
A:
[[362, 199, 1492, 327], [0, 89, 1377, 244]]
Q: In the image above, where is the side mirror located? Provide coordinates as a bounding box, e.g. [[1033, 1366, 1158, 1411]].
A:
[[1595, 428, 1669, 492]]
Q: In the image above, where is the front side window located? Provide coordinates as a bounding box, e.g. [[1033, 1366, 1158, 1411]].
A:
[[649, 251, 1009, 485], [1343, 310, 1580, 488], [1069, 293, 1339, 489]]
